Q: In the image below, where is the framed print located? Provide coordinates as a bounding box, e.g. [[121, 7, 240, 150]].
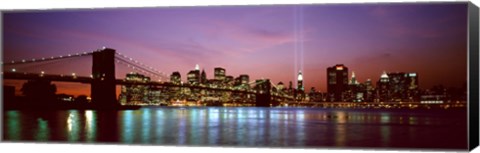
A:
[[1, 1, 479, 152]]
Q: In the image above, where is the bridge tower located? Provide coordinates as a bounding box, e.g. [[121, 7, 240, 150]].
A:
[[255, 79, 271, 107], [91, 48, 118, 108]]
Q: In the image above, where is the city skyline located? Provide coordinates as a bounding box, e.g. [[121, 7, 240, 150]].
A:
[[3, 3, 468, 97]]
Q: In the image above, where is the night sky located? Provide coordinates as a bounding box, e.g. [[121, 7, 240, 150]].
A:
[[2, 3, 468, 96]]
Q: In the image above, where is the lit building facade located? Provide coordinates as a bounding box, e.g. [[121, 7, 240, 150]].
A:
[[170, 71, 181, 85], [327, 64, 349, 102], [376, 71, 390, 102], [119, 73, 151, 105], [374, 72, 420, 102], [148, 86, 162, 105], [364, 79, 375, 102], [346, 71, 364, 102], [187, 70, 200, 85], [387, 72, 420, 101], [214, 67, 226, 81], [225, 75, 234, 86], [234, 74, 250, 90], [406, 72, 420, 101], [297, 70, 304, 91], [349, 71, 358, 85], [387, 72, 407, 101], [277, 82, 285, 91], [240, 74, 249, 85]]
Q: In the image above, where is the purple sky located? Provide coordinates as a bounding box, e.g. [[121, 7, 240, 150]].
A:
[[3, 3, 468, 96]]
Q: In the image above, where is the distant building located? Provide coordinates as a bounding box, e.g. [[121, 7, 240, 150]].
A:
[[225, 75, 234, 86], [387, 72, 420, 101], [277, 82, 285, 90], [234, 74, 250, 90], [214, 67, 226, 81], [406, 73, 419, 90], [148, 86, 162, 105], [347, 71, 363, 102], [234, 77, 242, 86], [119, 73, 151, 105], [387, 72, 407, 101], [364, 79, 375, 102], [169, 71, 182, 99], [349, 71, 358, 85], [406, 72, 420, 101], [327, 64, 349, 102], [239, 74, 249, 85], [187, 70, 200, 85], [376, 71, 390, 102], [297, 70, 304, 91], [308, 87, 325, 102], [200, 69, 207, 84], [170, 71, 181, 85]]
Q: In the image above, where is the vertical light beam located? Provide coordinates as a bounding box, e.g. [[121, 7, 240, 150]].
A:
[[293, 6, 298, 88]]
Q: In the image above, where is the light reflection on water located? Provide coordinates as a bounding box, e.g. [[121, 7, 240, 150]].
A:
[[141, 109, 150, 143], [121, 110, 134, 143], [2, 107, 467, 149], [154, 109, 164, 144], [67, 110, 80, 141], [6, 111, 20, 140], [35, 118, 49, 141], [84, 110, 96, 142]]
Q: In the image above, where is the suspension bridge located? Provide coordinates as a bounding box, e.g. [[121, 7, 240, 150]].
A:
[[3, 47, 295, 109]]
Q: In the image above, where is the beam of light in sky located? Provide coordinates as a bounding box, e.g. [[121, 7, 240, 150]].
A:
[[293, 5, 305, 88], [293, 6, 298, 87], [300, 5, 304, 75]]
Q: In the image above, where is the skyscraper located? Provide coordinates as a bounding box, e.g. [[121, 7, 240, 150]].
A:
[[349, 71, 358, 85], [169, 71, 182, 100], [387, 72, 419, 101], [236, 74, 250, 90], [200, 69, 207, 84], [347, 71, 362, 102], [187, 70, 200, 85], [297, 70, 304, 91], [239, 74, 249, 85], [214, 67, 226, 81], [277, 82, 285, 90], [406, 73, 419, 90], [387, 72, 407, 101], [406, 73, 420, 101], [289, 81, 293, 90], [364, 78, 374, 102], [119, 73, 151, 105], [327, 64, 349, 102], [225, 75, 234, 86], [170, 71, 181, 85], [376, 71, 390, 102], [187, 65, 201, 85]]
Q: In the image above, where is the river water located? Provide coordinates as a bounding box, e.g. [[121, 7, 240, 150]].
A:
[[2, 107, 467, 150]]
